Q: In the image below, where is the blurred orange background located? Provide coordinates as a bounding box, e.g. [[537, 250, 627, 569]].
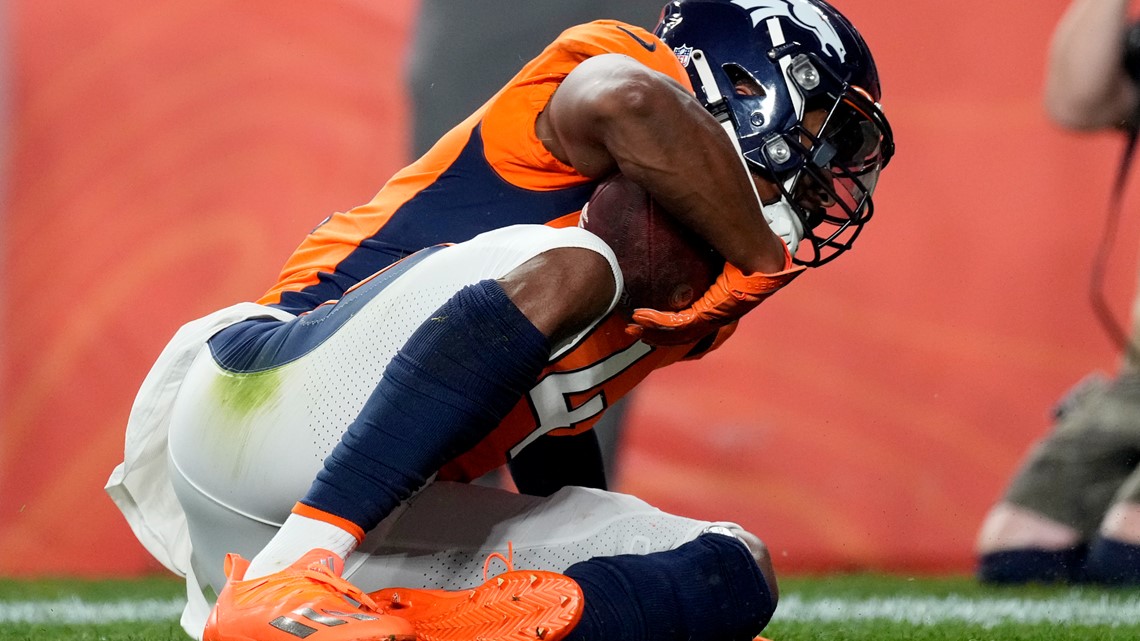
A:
[[2, 0, 1135, 576]]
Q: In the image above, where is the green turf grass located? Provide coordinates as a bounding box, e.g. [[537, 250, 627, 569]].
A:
[[0, 575, 185, 641], [1, 574, 1138, 641]]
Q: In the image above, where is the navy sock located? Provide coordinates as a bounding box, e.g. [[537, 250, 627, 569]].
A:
[[301, 279, 550, 532], [976, 545, 1088, 584], [1084, 537, 1140, 585], [563, 533, 776, 641]]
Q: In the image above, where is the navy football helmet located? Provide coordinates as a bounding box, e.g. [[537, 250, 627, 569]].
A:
[[655, 0, 894, 266]]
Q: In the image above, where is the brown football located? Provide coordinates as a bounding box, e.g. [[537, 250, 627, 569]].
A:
[[580, 174, 723, 314]]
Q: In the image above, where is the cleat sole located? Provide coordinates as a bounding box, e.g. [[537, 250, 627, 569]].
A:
[[372, 571, 583, 641]]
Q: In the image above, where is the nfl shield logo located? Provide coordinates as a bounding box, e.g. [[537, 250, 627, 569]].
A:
[[673, 45, 693, 67]]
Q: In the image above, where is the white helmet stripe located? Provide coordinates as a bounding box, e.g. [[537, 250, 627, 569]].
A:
[[690, 48, 725, 107], [764, 19, 805, 221], [766, 14, 786, 45], [765, 17, 804, 121]]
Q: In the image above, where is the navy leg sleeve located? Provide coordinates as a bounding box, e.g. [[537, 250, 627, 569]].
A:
[[564, 533, 776, 641], [301, 279, 550, 531]]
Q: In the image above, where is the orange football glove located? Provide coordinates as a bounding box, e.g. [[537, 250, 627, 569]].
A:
[[627, 256, 805, 346]]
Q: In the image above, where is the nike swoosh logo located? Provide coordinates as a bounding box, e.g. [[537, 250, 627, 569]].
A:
[[617, 25, 656, 52]]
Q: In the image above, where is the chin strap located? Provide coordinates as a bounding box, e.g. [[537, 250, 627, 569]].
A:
[[689, 48, 803, 256]]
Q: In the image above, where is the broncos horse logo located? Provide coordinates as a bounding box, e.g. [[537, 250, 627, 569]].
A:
[[731, 0, 847, 62]]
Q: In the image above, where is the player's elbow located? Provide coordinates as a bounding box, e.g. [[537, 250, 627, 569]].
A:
[[603, 74, 662, 119], [585, 56, 682, 125]]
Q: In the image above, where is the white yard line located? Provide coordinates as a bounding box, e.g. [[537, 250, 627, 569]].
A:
[[1, 593, 1139, 627], [776, 594, 1140, 627], [0, 597, 184, 624]]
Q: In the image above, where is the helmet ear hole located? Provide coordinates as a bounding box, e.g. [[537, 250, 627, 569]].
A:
[[723, 63, 765, 97]]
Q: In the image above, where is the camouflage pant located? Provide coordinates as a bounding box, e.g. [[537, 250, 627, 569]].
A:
[[1006, 373, 1140, 537]]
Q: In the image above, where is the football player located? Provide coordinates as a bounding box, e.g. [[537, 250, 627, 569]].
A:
[[106, 1, 894, 640]]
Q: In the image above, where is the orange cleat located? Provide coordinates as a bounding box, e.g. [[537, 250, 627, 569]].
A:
[[369, 570, 584, 641], [203, 548, 417, 641]]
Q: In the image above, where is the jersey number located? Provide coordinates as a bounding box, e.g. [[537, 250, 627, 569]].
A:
[[511, 341, 652, 457]]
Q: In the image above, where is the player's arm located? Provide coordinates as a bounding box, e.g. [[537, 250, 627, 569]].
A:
[[1045, 0, 1138, 129], [537, 53, 787, 276]]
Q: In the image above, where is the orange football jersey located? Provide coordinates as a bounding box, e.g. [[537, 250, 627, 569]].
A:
[[258, 20, 692, 314], [255, 20, 731, 479]]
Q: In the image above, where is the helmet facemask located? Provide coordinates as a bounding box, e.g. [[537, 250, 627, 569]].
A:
[[757, 53, 894, 266]]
